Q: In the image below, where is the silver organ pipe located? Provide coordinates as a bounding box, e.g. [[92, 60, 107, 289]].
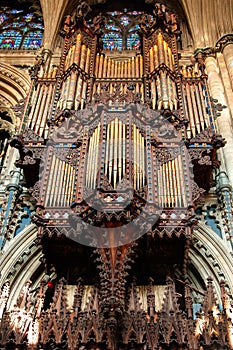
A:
[[93, 54, 144, 101], [157, 154, 187, 208], [26, 67, 56, 139], [44, 152, 75, 207], [85, 120, 146, 191], [181, 65, 211, 138]]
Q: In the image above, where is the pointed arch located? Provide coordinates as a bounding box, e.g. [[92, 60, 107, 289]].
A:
[[0, 62, 31, 107], [0, 224, 45, 310], [189, 223, 233, 299]]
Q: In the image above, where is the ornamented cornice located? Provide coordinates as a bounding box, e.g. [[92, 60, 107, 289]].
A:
[[193, 34, 233, 62], [216, 33, 233, 52], [0, 63, 30, 98]]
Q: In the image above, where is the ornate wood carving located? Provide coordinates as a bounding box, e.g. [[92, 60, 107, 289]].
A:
[[1, 276, 232, 350], [6, 3, 230, 349]]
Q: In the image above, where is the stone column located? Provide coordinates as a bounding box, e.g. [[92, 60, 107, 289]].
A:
[[216, 34, 233, 90], [216, 171, 233, 253], [204, 54, 233, 187]]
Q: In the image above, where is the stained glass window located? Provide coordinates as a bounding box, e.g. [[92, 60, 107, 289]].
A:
[[129, 24, 140, 32], [22, 30, 43, 49], [120, 15, 130, 27], [105, 23, 120, 31], [127, 33, 141, 50], [0, 7, 43, 50], [0, 14, 7, 25], [102, 10, 142, 51], [0, 30, 21, 49], [102, 32, 123, 51]]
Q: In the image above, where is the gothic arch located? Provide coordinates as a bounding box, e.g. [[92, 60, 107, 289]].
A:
[[0, 224, 45, 309], [189, 223, 233, 299], [0, 62, 30, 107]]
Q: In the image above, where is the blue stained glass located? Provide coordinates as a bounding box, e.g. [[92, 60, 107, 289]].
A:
[[120, 15, 130, 27], [102, 11, 142, 51], [1, 23, 11, 29], [102, 32, 122, 51], [11, 9, 23, 14], [24, 13, 34, 21], [129, 24, 140, 32], [127, 33, 141, 50], [108, 11, 122, 16], [29, 22, 44, 29], [3, 22, 25, 29], [105, 23, 120, 31], [0, 30, 21, 49], [22, 31, 43, 49], [0, 7, 44, 50], [16, 22, 25, 28]]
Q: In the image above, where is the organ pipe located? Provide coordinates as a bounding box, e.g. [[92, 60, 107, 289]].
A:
[[94, 54, 144, 79], [85, 121, 146, 190], [148, 33, 178, 110], [59, 36, 92, 110], [157, 154, 187, 208], [181, 66, 212, 138], [27, 78, 55, 138], [74, 33, 82, 65]]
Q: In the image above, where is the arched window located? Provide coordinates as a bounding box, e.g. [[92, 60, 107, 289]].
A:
[[0, 7, 43, 50], [101, 10, 142, 51], [127, 25, 141, 50]]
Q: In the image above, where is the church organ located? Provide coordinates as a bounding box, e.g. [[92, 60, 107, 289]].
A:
[[0, 2, 230, 350]]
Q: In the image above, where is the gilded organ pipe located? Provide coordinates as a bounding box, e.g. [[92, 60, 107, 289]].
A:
[[122, 123, 126, 179], [148, 33, 178, 110], [103, 56, 107, 77], [149, 47, 155, 72], [30, 83, 44, 129], [67, 72, 78, 109], [74, 33, 82, 65], [80, 44, 87, 71], [95, 53, 100, 76], [113, 118, 118, 189], [194, 83, 205, 130], [198, 82, 211, 128], [118, 119, 122, 180], [45, 153, 56, 207], [59, 34, 92, 110], [94, 54, 144, 79], [157, 33, 164, 65]]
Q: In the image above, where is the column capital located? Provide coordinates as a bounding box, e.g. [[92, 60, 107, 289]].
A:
[[192, 47, 216, 74], [215, 34, 233, 53], [193, 47, 216, 60]]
